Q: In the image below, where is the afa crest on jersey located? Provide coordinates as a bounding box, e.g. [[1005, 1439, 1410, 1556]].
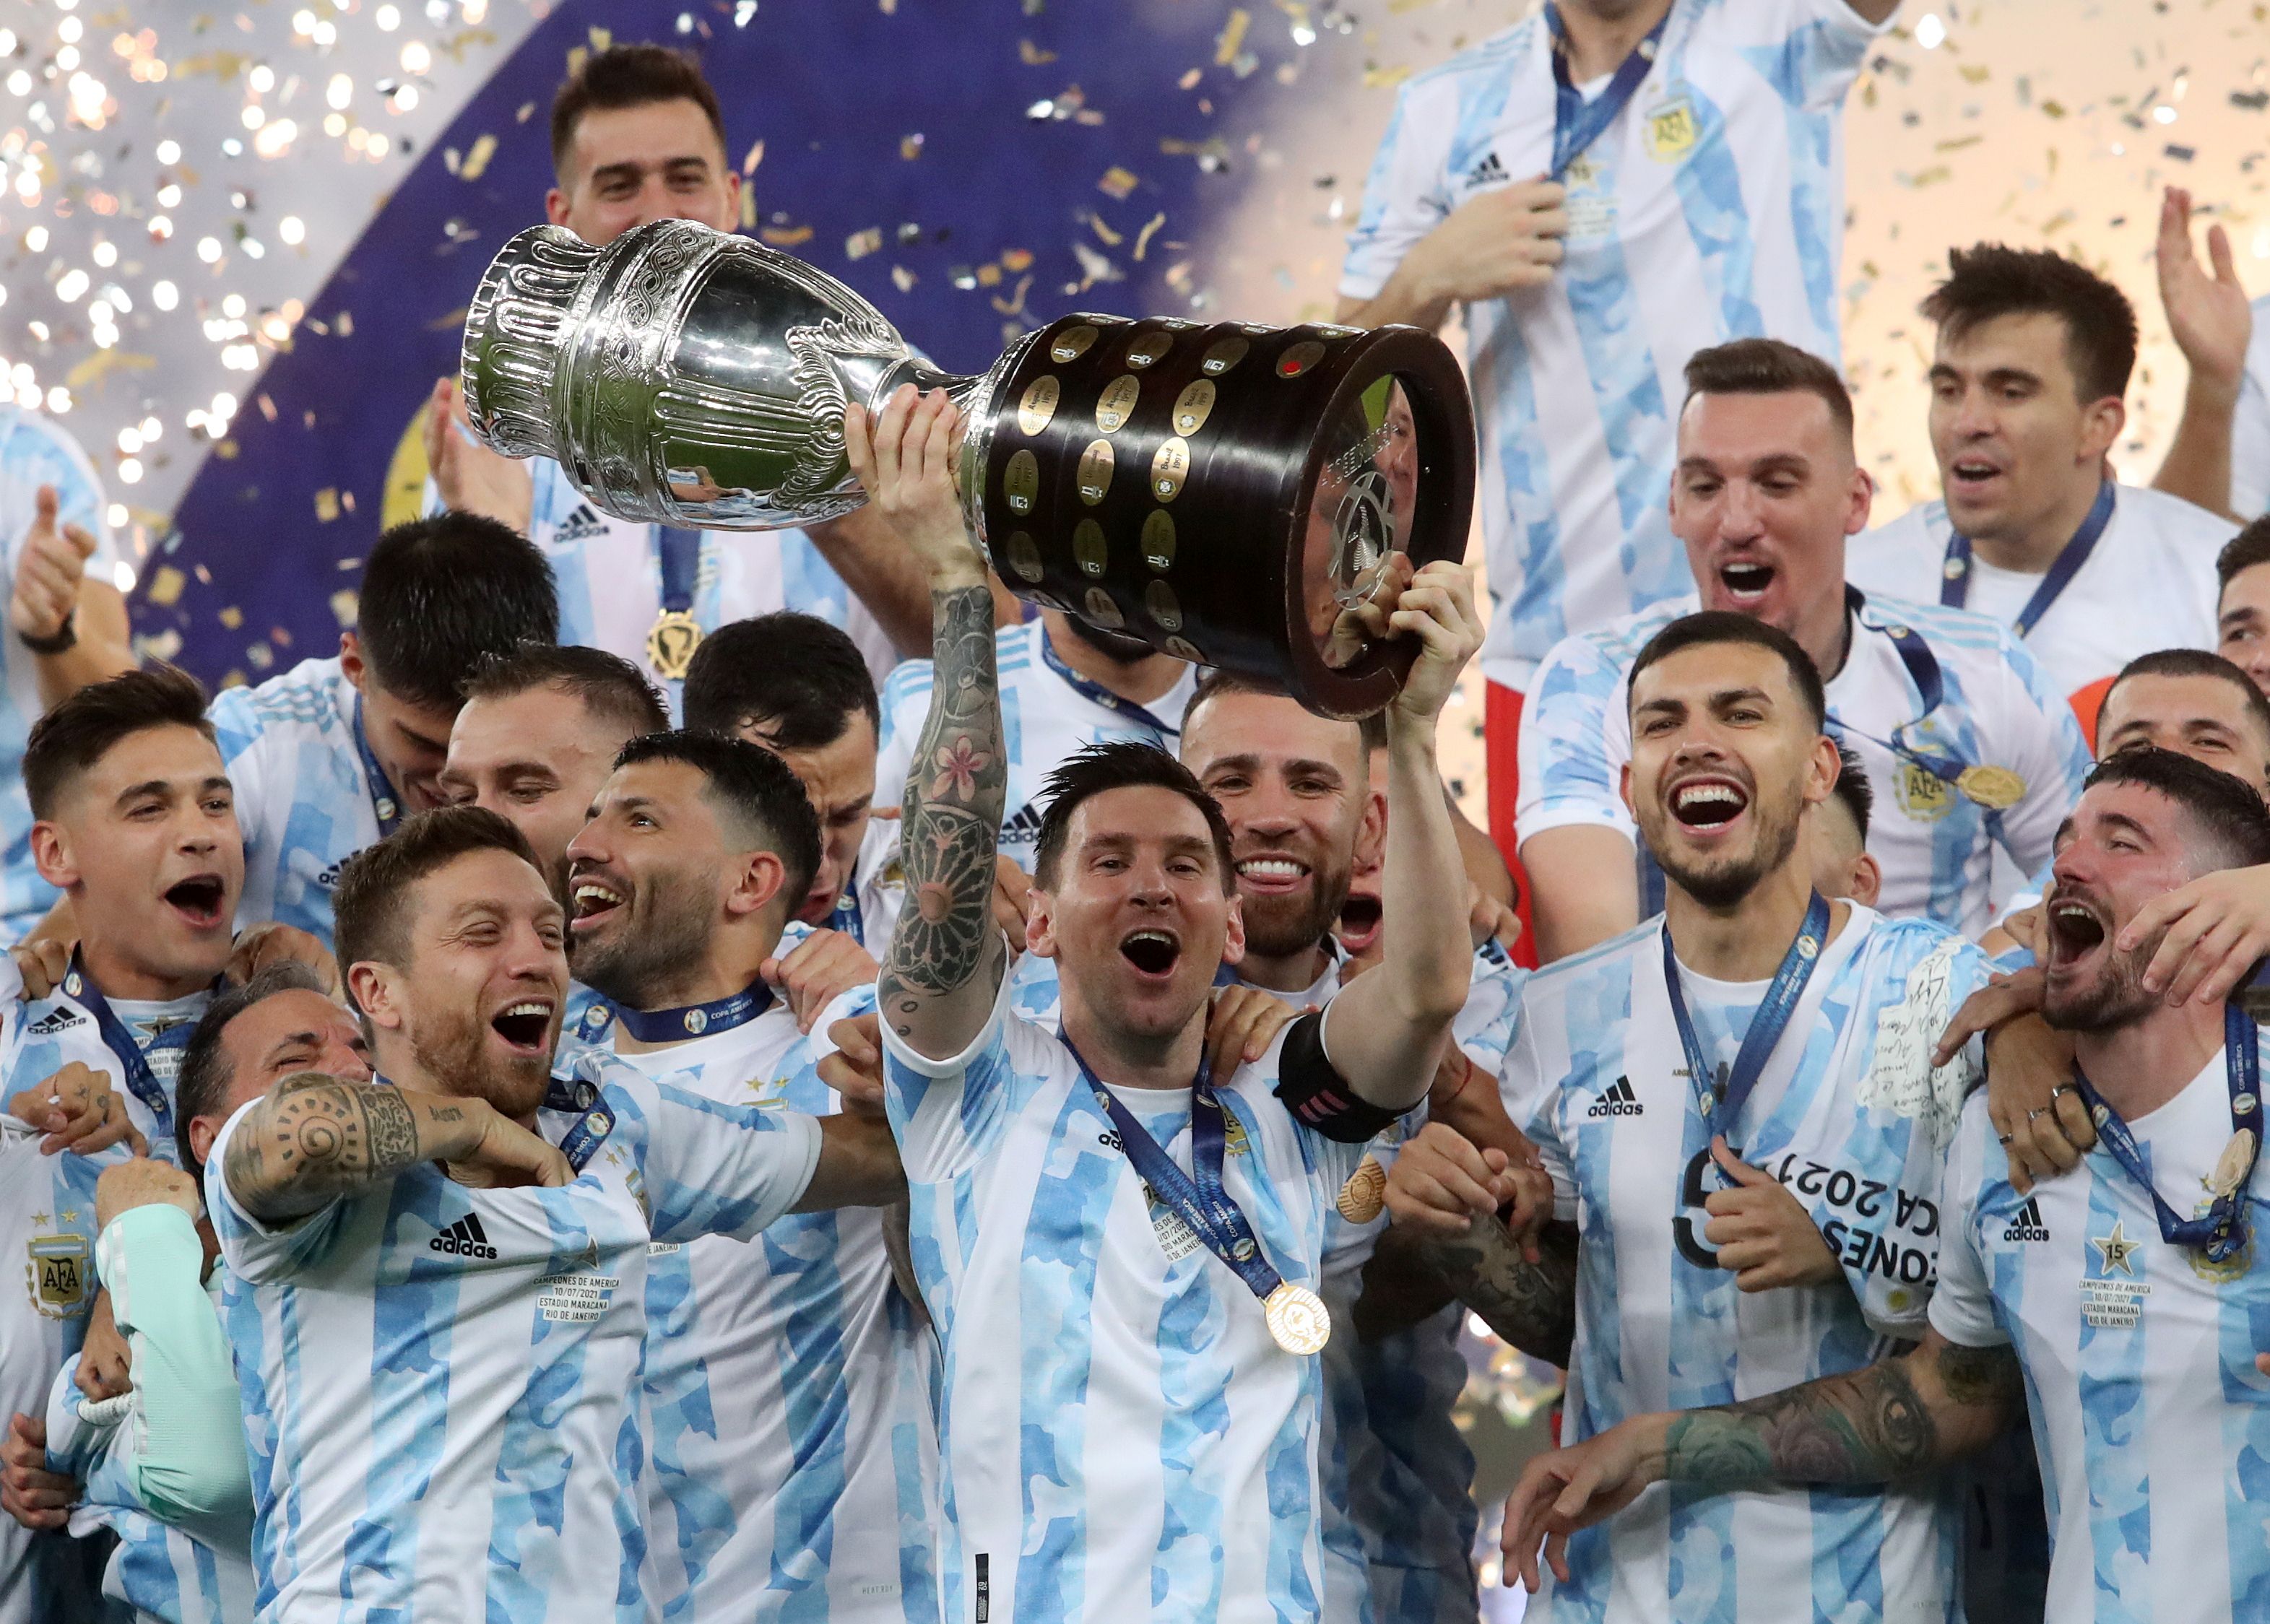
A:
[[26, 1225, 90, 1318]]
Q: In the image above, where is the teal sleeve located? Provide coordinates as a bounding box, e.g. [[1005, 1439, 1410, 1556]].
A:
[[97, 1204, 252, 1526]]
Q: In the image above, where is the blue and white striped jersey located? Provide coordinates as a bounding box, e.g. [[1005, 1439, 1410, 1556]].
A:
[[206, 656, 382, 949], [46, 1210, 254, 1624], [1930, 1045, 2270, 1623], [0, 1113, 112, 1624], [571, 991, 939, 1624], [1340, 0, 1886, 690], [874, 620, 1199, 872], [880, 973, 1365, 1624], [206, 1065, 822, 1624], [1504, 907, 1991, 1623], [2, 965, 208, 1164], [1517, 590, 2093, 937], [0, 406, 117, 941]]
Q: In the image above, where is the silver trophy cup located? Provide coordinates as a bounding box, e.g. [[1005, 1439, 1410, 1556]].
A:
[[460, 219, 1475, 716]]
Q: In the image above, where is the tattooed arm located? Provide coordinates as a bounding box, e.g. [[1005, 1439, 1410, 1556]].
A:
[[1413, 1213, 1580, 1365], [221, 1071, 571, 1223], [846, 386, 1010, 1061], [1497, 1328, 2024, 1590]]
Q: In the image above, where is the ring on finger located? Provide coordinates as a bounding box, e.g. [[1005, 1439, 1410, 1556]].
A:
[[2025, 1106, 2050, 1122], [1997, 1132, 2015, 1146], [2050, 1083, 2079, 1101]]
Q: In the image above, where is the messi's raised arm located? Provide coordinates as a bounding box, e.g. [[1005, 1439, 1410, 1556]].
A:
[[1320, 560, 1483, 1108], [849, 388, 1011, 1061]]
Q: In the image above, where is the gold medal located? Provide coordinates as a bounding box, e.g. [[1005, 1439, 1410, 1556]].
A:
[[1955, 765, 2026, 810], [2212, 1129, 2258, 1199], [1335, 1156, 1387, 1224], [646, 609, 703, 681], [1263, 1280, 1332, 1355]]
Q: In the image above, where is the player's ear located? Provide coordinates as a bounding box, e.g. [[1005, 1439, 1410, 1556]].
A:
[[1026, 885, 1060, 961], [29, 820, 77, 891], [338, 631, 367, 692], [1219, 891, 1247, 969], [1617, 759, 1636, 821], [347, 960, 406, 1034], [727, 850, 786, 921], [1804, 733, 1841, 809]]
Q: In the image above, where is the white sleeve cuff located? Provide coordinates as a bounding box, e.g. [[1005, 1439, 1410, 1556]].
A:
[[877, 941, 1016, 1080]]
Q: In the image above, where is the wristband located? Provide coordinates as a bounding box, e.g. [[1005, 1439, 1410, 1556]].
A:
[[17, 612, 76, 654]]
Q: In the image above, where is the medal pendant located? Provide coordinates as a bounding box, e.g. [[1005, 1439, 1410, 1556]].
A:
[[1263, 1280, 1332, 1355], [646, 609, 703, 681], [1336, 1156, 1387, 1224], [2212, 1129, 2258, 1199], [1956, 765, 2026, 810]]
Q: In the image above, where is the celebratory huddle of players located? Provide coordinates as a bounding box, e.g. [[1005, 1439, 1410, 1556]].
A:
[[11, 2, 2270, 1622]]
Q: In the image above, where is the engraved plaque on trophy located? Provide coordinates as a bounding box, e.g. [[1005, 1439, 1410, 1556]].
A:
[[462, 220, 1476, 717]]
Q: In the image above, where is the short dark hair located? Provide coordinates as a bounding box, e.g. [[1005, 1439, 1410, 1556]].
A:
[[333, 806, 542, 983], [1827, 743, 1872, 843], [2215, 516, 2270, 596], [1626, 612, 1828, 733], [2080, 746, 2270, 872], [612, 730, 823, 908], [173, 960, 329, 1177], [550, 43, 728, 179], [1033, 742, 1236, 893], [1683, 337, 1855, 446], [355, 513, 559, 713], [1182, 667, 1364, 754], [1920, 244, 2139, 404], [25, 663, 214, 821], [2100, 648, 2270, 758], [683, 614, 879, 749], [462, 643, 667, 740]]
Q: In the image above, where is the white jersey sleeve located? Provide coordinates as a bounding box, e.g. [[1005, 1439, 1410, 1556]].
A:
[[878, 958, 1023, 1175], [202, 1099, 360, 1285], [1338, 69, 1462, 303], [2235, 294, 2270, 520], [591, 1061, 823, 1245], [1923, 1093, 2007, 1349], [1514, 604, 1684, 848]]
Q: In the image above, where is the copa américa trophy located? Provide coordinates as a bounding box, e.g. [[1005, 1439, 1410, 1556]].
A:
[[459, 219, 1476, 717]]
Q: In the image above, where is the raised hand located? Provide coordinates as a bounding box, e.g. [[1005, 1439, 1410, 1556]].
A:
[[761, 927, 880, 1034], [1385, 560, 1485, 725], [2158, 186, 2253, 399], [9, 485, 95, 643], [95, 1157, 202, 1231], [844, 386, 979, 584], [424, 378, 534, 534]]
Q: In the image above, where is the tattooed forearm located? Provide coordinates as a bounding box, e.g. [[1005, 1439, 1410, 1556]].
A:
[[1420, 1217, 1579, 1365], [883, 584, 1010, 1033], [222, 1074, 475, 1223], [1660, 1337, 2021, 1490]]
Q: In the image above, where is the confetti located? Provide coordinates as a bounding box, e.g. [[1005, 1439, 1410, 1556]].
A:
[[1098, 166, 1140, 199], [1214, 9, 1250, 67], [845, 227, 884, 261], [315, 488, 339, 522], [143, 566, 187, 608]]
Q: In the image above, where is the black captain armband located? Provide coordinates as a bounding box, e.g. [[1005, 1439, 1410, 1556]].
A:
[[1272, 1012, 1401, 1144]]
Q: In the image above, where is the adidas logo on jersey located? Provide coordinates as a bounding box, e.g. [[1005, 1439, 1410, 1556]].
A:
[[23, 1008, 87, 1036], [1465, 150, 1509, 188], [430, 1213, 499, 1260], [1588, 1076, 1643, 1119], [1000, 803, 1046, 851], [554, 504, 609, 543], [315, 861, 345, 891], [2003, 1197, 2049, 1243]]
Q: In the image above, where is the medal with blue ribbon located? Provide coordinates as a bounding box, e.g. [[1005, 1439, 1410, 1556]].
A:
[[539, 1072, 614, 1173], [1662, 890, 1830, 1148], [1940, 479, 2116, 641], [61, 954, 217, 1142], [647, 526, 706, 682], [350, 694, 404, 836], [1065, 1033, 1330, 1355], [1830, 590, 2028, 812], [1039, 625, 1182, 739], [610, 978, 776, 1046], [2072, 1004, 2262, 1264], [1544, 1, 1673, 180]]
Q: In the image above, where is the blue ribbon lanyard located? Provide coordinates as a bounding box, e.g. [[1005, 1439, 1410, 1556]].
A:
[[1039, 626, 1181, 739], [1940, 480, 2116, 638], [2074, 1004, 2263, 1264], [350, 694, 404, 838], [826, 882, 866, 950], [1824, 588, 1973, 786], [657, 526, 703, 617], [1064, 1034, 1287, 1305], [610, 978, 775, 1046], [1660, 892, 1830, 1137], [1544, 1, 1671, 180], [537, 1071, 616, 1173], [63, 955, 212, 1139]]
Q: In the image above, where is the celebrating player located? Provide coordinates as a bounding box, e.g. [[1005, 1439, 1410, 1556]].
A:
[[1503, 750, 2270, 1623]]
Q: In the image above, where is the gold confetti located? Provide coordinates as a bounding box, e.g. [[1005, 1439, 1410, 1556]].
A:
[[315, 489, 340, 522], [330, 590, 360, 628], [742, 139, 766, 175], [899, 134, 923, 160], [1133, 212, 1167, 259], [1215, 9, 1250, 66], [761, 223, 814, 247], [846, 227, 884, 261], [1099, 165, 1139, 199], [1019, 40, 1058, 65], [1001, 248, 1035, 272], [459, 134, 498, 181], [891, 265, 917, 292], [217, 607, 243, 630], [1364, 64, 1414, 90], [976, 264, 1002, 287], [143, 566, 186, 607], [64, 349, 154, 391]]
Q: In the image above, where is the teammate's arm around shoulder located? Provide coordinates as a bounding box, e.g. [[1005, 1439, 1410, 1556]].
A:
[[789, 1110, 908, 1213], [1320, 562, 1483, 1110], [220, 1072, 567, 1224], [846, 386, 1011, 1064]]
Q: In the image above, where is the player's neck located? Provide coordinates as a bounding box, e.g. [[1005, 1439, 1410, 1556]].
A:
[[1554, 0, 1675, 80], [1794, 587, 1855, 685], [1061, 994, 1209, 1091], [1665, 863, 1846, 983], [1041, 613, 1183, 706], [1232, 939, 1334, 997], [76, 934, 215, 1003], [1969, 471, 2108, 574], [610, 926, 782, 1056], [2071, 999, 2226, 1125]]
